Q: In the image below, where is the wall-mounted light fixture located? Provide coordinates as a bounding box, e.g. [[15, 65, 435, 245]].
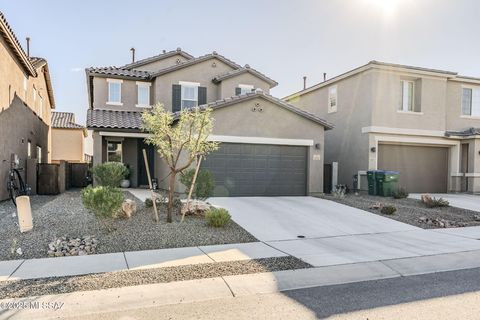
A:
[[370, 147, 376, 153], [315, 143, 321, 150]]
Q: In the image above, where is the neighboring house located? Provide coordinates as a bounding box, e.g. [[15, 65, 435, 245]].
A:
[[51, 111, 87, 163], [0, 11, 55, 201], [86, 48, 333, 196], [285, 61, 480, 194]]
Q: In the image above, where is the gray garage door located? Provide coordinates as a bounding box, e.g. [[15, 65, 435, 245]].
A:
[[201, 143, 307, 196], [378, 144, 448, 193]]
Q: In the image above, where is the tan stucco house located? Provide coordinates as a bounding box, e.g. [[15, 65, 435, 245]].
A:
[[0, 11, 55, 200], [51, 111, 87, 164], [285, 61, 480, 194], [86, 49, 333, 196]]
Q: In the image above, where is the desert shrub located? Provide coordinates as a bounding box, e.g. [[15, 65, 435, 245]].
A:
[[91, 162, 128, 187], [381, 205, 397, 215], [205, 208, 231, 228], [332, 185, 347, 199], [392, 188, 409, 199], [81, 186, 124, 219], [180, 169, 215, 199], [426, 197, 449, 208]]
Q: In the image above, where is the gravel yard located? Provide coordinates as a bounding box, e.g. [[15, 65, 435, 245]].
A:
[[0, 190, 256, 261], [322, 193, 480, 229], [0, 256, 310, 299]]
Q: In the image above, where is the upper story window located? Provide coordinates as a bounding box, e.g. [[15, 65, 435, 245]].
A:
[[180, 81, 199, 109], [238, 84, 254, 95], [107, 79, 123, 105], [462, 87, 480, 117], [328, 85, 337, 113], [400, 80, 415, 112], [136, 82, 151, 107], [27, 141, 31, 158], [36, 146, 42, 164]]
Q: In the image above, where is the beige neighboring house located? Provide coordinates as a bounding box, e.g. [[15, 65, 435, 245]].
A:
[[0, 11, 55, 200], [285, 61, 480, 194], [51, 111, 87, 163], [86, 48, 333, 196]]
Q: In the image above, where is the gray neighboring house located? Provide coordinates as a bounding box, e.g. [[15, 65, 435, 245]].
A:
[[86, 49, 333, 196], [285, 61, 480, 194]]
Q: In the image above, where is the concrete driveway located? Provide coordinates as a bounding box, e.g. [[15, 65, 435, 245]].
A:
[[409, 193, 480, 212], [208, 197, 480, 267]]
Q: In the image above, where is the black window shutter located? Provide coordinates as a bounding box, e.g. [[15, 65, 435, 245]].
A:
[[198, 87, 207, 105], [235, 87, 242, 95], [172, 84, 181, 112]]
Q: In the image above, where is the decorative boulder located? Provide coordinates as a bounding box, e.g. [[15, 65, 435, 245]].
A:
[[181, 200, 211, 216], [122, 199, 137, 218], [421, 194, 433, 205]]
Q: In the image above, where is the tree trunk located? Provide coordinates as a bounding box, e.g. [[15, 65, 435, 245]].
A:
[[167, 171, 177, 223]]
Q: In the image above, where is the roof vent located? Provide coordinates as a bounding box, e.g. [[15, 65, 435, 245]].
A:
[[130, 47, 135, 63], [303, 76, 307, 90], [212, 51, 218, 55], [26, 37, 30, 57], [176, 47, 182, 51], [162, 49, 166, 54], [245, 64, 250, 69]]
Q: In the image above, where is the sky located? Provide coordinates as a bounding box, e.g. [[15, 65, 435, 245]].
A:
[[3, 0, 480, 124]]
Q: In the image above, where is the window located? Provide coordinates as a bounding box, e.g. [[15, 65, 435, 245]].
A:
[[33, 87, 37, 112], [39, 95, 43, 118], [180, 81, 199, 109], [400, 80, 415, 112], [107, 141, 122, 162], [36, 146, 42, 163], [136, 82, 151, 107], [27, 141, 31, 158], [107, 79, 122, 105], [23, 76, 27, 98], [328, 85, 337, 113], [462, 87, 480, 116], [239, 84, 254, 95]]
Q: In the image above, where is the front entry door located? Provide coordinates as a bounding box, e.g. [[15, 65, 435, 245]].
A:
[[137, 139, 155, 187]]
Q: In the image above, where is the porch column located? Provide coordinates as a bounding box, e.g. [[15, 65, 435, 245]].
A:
[[92, 131, 103, 167]]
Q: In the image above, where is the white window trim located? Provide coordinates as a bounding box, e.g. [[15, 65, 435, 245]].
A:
[[136, 81, 151, 108], [396, 110, 424, 115], [400, 80, 416, 112], [239, 84, 254, 95], [328, 85, 337, 113], [461, 85, 479, 117], [107, 78, 123, 106], [180, 81, 200, 109]]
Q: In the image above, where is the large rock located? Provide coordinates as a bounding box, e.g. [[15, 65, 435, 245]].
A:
[[181, 200, 211, 216], [122, 199, 137, 218]]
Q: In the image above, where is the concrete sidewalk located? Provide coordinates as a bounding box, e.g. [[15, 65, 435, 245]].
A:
[[0, 242, 286, 281], [3, 249, 480, 320]]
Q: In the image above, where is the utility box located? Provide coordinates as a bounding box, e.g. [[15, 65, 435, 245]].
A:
[[16, 196, 33, 232]]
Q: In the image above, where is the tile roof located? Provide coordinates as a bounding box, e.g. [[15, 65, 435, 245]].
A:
[[212, 66, 278, 88], [120, 48, 194, 69], [52, 112, 84, 129], [445, 127, 480, 137], [174, 91, 334, 129], [86, 67, 152, 80], [0, 11, 36, 76], [150, 52, 242, 77], [87, 109, 144, 130]]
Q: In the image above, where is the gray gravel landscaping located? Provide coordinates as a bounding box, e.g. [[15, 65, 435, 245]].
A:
[[0, 256, 311, 299], [322, 193, 480, 229], [0, 190, 257, 261]]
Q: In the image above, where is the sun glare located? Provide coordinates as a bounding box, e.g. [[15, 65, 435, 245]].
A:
[[365, 0, 400, 17]]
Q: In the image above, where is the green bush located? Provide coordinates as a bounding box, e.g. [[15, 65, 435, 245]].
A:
[[91, 162, 128, 187], [205, 208, 231, 228], [381, 205, 397, 215], [180, 169, 215, 199], [392, 188, 409, 199], [426, 197, 449, 208], [81, 186, 124, 219]]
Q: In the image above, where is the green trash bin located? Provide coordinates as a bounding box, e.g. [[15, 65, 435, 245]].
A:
[[377, 171, 400, 197], [367, 170, 383, 195]]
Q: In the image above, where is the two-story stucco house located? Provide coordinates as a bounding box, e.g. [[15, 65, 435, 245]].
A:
[[285, 61, 480, 194], [86, 48, 333, 196], [0, 11, 55, 201]]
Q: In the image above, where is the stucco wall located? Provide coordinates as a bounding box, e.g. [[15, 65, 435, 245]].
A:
[[132, 54, 190, 72], [0, 96, 49, 200], [219, 72, 271, 99], [51, 128, 85, 163], [287, 72, 373, 189], [92, 77, 153, 111]]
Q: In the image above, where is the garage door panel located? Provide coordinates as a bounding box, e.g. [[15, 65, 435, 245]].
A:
[[378, 144, 448, 193], [202, 143, 307, 196]]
